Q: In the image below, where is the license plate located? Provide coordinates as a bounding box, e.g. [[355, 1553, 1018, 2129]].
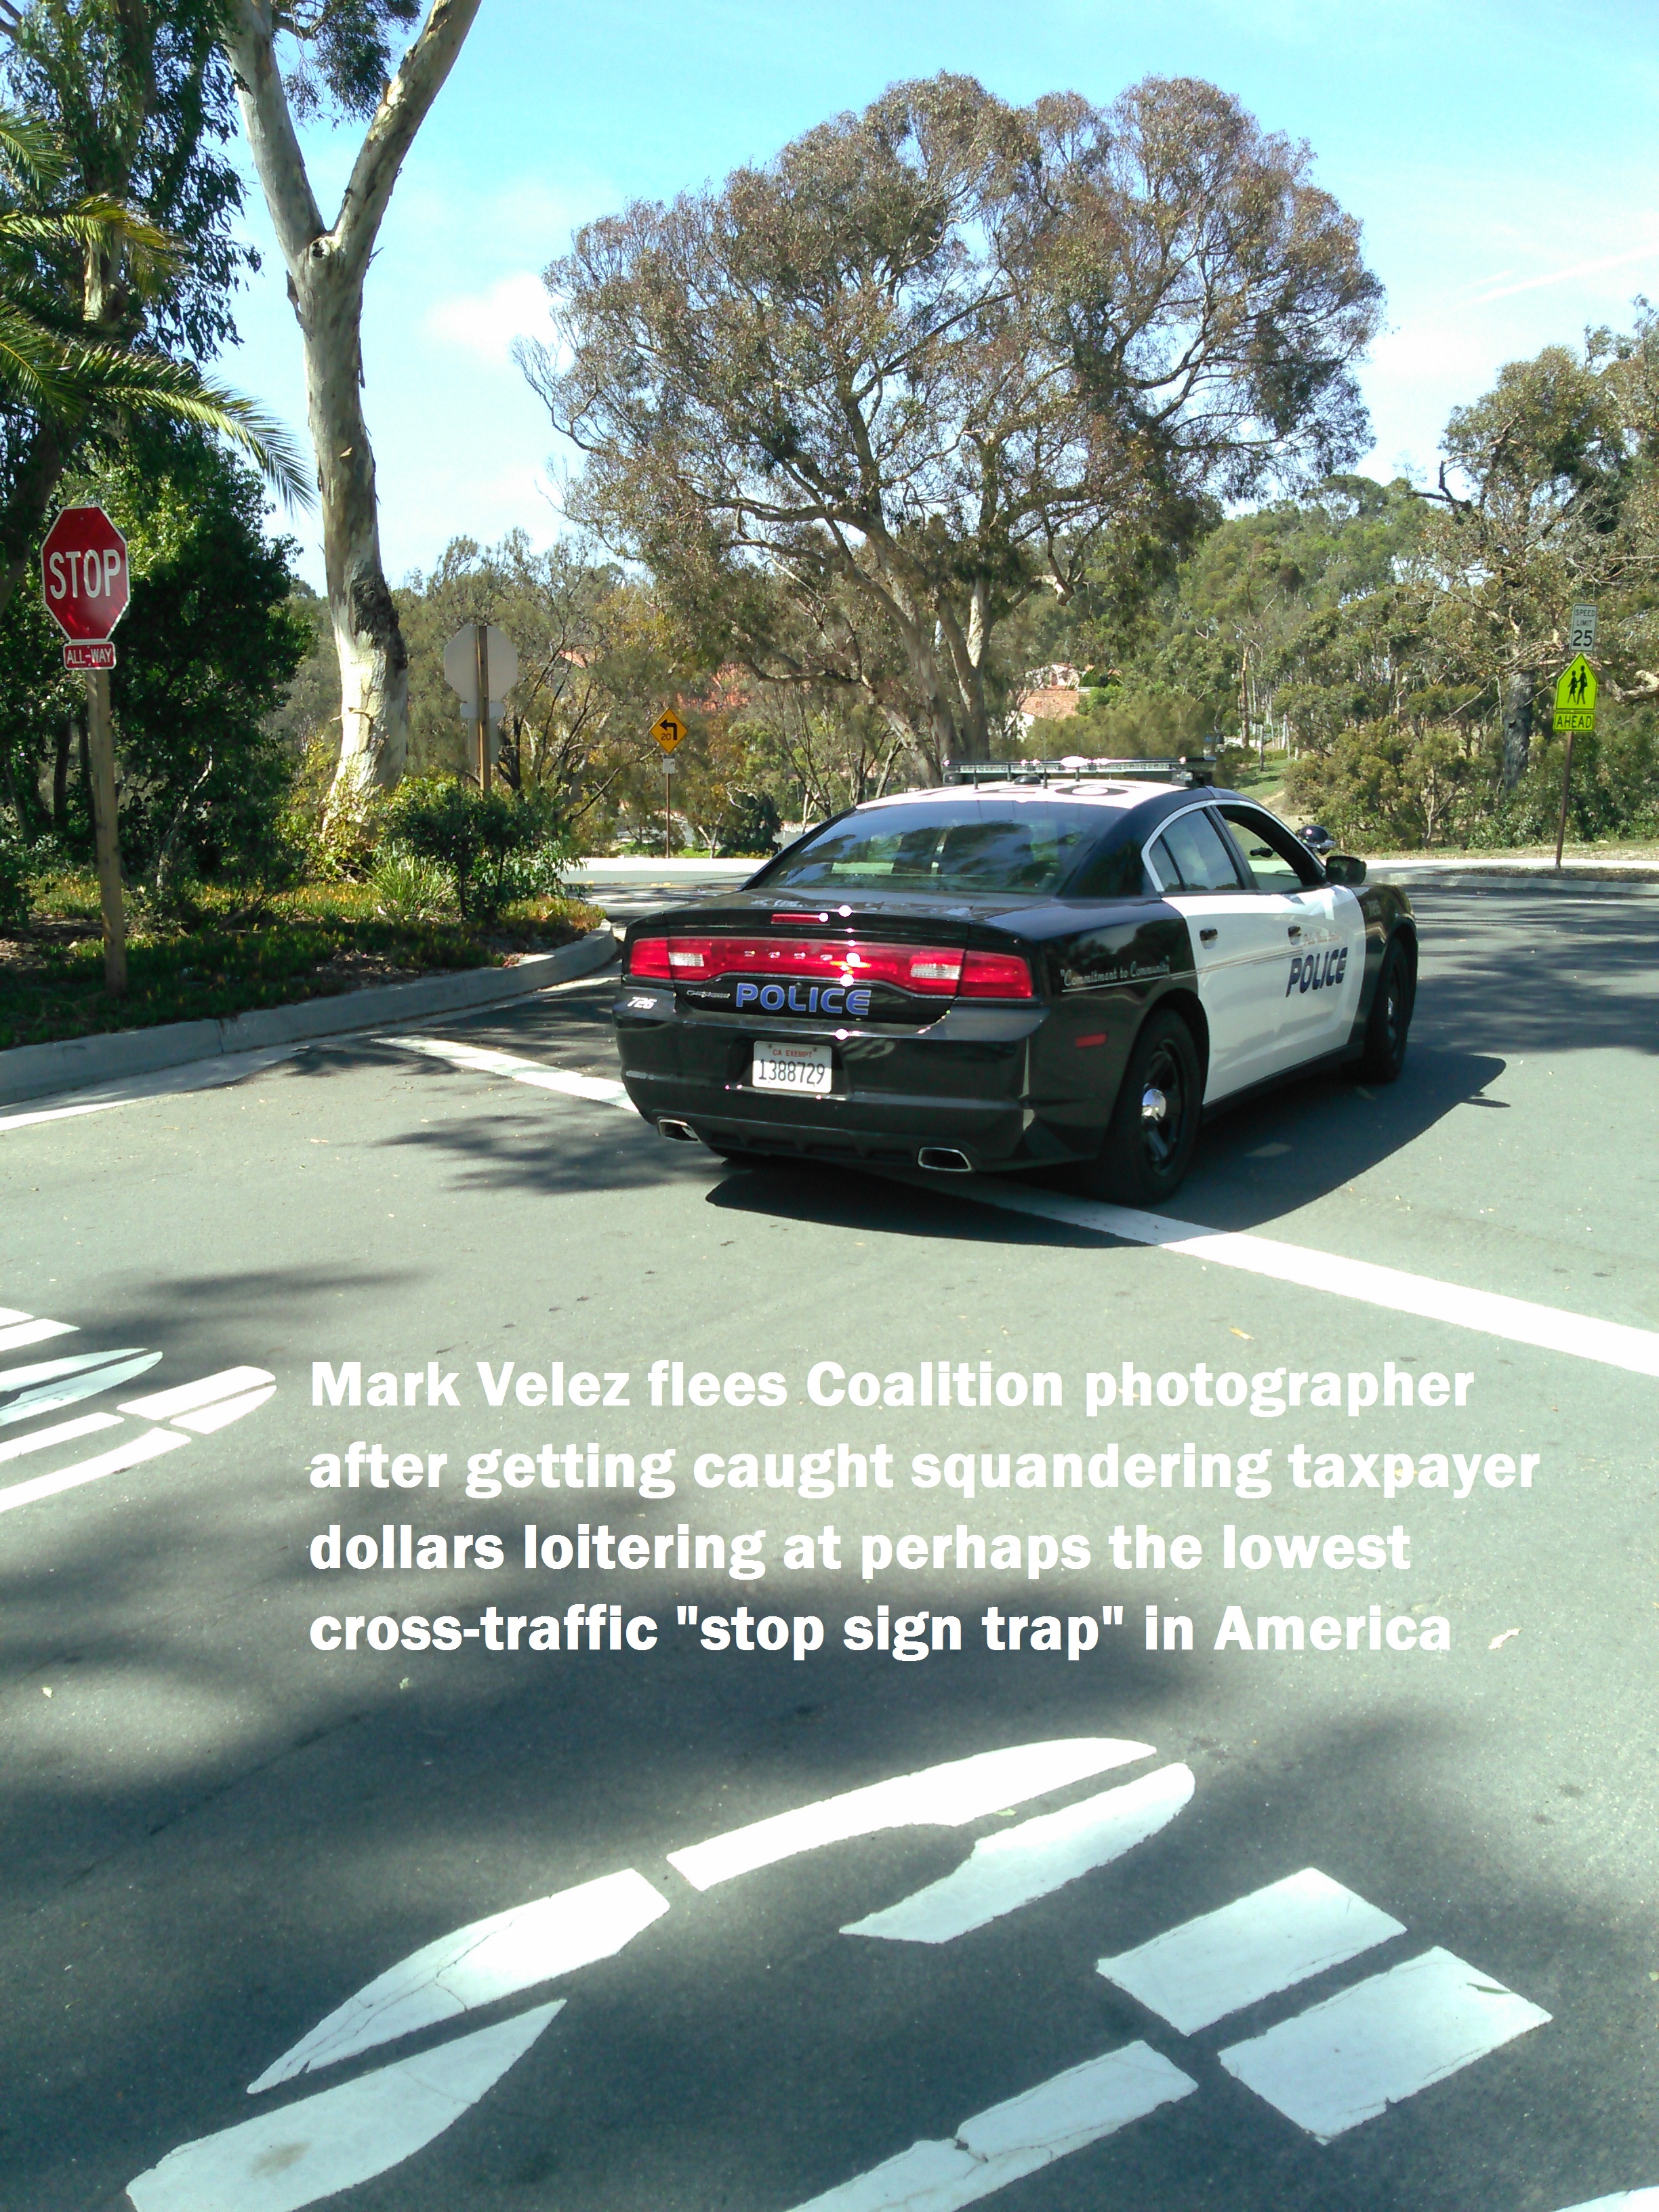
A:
[[752, 1042, 833, 1094]]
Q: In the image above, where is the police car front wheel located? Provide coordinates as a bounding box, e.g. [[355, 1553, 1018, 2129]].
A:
[[1086, 1008, 1201, 1206]]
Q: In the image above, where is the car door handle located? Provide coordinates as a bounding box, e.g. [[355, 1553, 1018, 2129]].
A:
[[1287, 924, 1302, 938], [1200, 927, 1218, 943]]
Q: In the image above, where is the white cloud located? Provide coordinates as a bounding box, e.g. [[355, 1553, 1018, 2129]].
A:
[[422, 270, 556, 365]]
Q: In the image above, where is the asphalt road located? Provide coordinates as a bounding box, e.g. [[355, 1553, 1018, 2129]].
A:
[[1, 880, 1656, 2212]]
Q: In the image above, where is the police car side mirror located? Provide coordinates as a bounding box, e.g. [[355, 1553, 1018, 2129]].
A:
[[1325, 852, 1366, 886]]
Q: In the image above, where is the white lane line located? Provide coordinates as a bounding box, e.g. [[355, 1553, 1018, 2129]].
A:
[[1, 1350, 160, 1426], [0, 1425, 190, 1515], [939, 1179, 1659, 1381], [1552, 2194, 1659, 2210], [0, 1410, 122, 1465], [249, 1869, 668, 2093], [844, 1763, 1193, 1944], [379, 1033, 633, 1109], [782, 2043, 1195, 2212], [668, 1738, 1154, 1893], [1217, 1946, 1551, 2141], [121, 1367, 275, 1422], [127, 1999, 561, 2212], [171, 1385, 276, 1435], [0, 1046, 299, 1134], [0, 1316, 76, 1353], [1097, 1867, 1405, 2034]]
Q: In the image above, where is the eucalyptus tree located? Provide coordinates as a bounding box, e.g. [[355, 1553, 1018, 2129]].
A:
[[1422, 328, 1659, 785], [219, 0, 483, 796], [527, 73, 1382, 772]]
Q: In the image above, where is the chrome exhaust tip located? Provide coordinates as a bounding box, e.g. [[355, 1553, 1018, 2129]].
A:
[[918, 1146, 973, 1174], [657, 1118, 699, 1143]]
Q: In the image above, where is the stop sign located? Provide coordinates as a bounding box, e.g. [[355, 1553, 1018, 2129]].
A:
[[41, 505, 129, 642]]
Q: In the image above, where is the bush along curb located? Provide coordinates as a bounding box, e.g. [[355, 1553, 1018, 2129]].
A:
[[0, 928, 620, 1109]]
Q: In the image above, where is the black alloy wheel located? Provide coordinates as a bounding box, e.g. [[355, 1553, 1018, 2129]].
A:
[[1085, 1008, 1202, 1206], [1359, 935, 1414, 1082]]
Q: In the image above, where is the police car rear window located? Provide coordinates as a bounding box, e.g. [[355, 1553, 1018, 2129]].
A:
[[1150, 811, 1248, 894], [758, 800, 1102, 896]]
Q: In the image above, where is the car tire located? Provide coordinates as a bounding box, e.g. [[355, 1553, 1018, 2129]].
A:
[[1082, 1008, 1202, 1207], [1359, 934, 1414, 1083]]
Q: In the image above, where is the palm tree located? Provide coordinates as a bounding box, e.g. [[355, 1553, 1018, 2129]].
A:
[[0, 102, 311, 619]]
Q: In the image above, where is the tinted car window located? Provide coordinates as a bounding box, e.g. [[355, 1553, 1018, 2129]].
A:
[[757, 800, 1103, 896], [1065, 838, 1151, 900], [1149, 809, 1248, 894], [1218, 805, 1322, 892]]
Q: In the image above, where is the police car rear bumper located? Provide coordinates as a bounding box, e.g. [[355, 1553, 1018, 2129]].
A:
[[613, 996, 1087, 1170]]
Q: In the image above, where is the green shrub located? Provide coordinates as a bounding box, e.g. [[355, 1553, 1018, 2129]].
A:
[[383, 777, 565, 923], [369, 850, 456, 924]]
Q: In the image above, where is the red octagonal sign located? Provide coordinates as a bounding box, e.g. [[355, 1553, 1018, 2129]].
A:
[[41, 504, 129, 643]]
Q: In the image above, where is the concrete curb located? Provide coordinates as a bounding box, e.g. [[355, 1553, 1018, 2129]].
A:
[[0, 928, 620, 1109], [1368, 855, 1659, 884]]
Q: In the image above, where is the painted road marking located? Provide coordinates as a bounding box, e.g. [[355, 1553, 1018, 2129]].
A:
[[0, 1315, 76, 1353], [937, 1179, 1659, 1381], [844, 1763, 1193, 1944], [1217, 1945, 1551, 2140], [0, 1347, 161, 1427], [1553, 2195, 1659, 2210], [0, 1408, 122, 1464], [1097, 1868, 1405, 2034], [121, 1368, 275, 1423], [0, 1425, 190, 1514], [668, 1739, 1153, 1891], [127, 2001, 562, 2212], [0, 1046, 299, 1133], [379, 1033, 634, 1108], [781, 2043, 1196, 2212], [249, 1870, 668, 2093], [0, 1352, 275, 1516]]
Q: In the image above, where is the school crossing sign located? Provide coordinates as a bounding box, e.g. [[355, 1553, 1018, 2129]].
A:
[[1553, 654, 1597, 734]]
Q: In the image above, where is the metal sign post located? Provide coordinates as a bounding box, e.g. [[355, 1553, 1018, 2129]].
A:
[[41, 506, 130, 994], [1551, 647, 1598, 871], [442, 623, 518, 791], [650, 710, 687, 859], [473, 622, 491, 794]]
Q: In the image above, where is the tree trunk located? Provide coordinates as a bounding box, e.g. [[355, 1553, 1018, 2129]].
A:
[[223, 0, 482, 800], [291, 255, 409, 792], [1500, 670, 1532, 790]]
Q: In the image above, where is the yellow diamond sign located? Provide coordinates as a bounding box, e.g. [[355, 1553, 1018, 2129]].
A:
[[1553, 655, 1596, 734], [650, 709, 687, 754]]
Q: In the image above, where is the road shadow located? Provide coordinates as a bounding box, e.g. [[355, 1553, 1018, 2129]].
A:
[[702, 1040, 1509, 1242]]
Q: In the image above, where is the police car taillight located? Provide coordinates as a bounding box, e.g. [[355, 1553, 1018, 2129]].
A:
[[626, 936, 672, 979], [958, 951, 1034, 999]]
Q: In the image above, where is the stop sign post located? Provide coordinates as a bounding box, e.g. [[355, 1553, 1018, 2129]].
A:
[[41, 507, 129, 994]]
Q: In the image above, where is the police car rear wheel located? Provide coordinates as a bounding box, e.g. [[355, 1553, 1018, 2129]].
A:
[[1086, 1008, 1200, 1205], [1359, 935, 1414, 1082]]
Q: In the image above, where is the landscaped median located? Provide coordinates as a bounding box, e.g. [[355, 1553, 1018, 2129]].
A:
[[0, 875, 607, 1054]]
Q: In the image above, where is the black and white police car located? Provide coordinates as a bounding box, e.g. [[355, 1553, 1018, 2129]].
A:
[[611, 780, 1416, 1204]]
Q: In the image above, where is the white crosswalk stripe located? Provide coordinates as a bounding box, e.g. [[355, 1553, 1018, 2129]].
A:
[[1097, 1867, 1404, 2033], [1216, 1946, 1551, 2141], [780, 2045, 1196, 2212]]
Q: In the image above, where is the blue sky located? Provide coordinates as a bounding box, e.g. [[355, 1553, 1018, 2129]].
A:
[[222, 0, 1659, 590]]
